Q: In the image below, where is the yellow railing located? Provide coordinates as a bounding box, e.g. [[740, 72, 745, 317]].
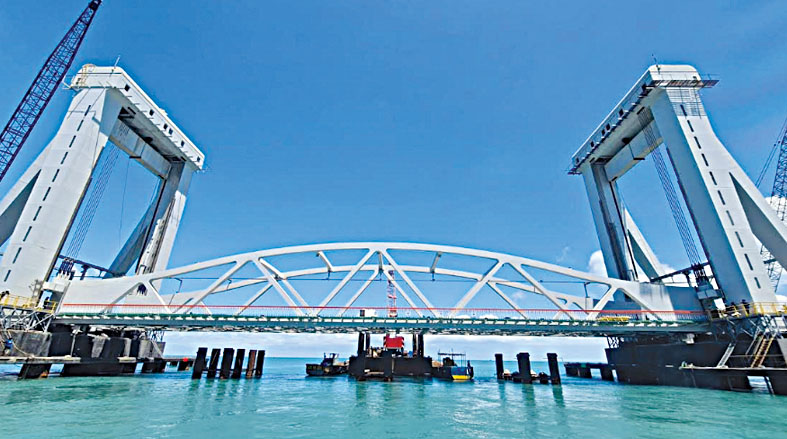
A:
[[708, 302, 787, 320], [0, 294, 57, 312]]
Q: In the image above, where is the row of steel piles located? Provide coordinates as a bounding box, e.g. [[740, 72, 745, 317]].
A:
[[191, 347, 265, 379], [494, 352, 561, 384]]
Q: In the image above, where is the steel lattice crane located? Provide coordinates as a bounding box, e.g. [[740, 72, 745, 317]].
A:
[[0, 0, 102, 183], [761, 117, 787, 288]]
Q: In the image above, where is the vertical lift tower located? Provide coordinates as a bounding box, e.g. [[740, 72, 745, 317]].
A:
[[571, 65, 786, 306], [0, 65, 204, 300]]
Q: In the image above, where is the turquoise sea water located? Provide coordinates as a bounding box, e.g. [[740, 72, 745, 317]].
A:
[[1, 358, 786, 438]]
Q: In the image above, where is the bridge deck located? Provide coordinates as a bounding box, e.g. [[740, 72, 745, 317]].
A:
[[54, 310, 709, 336]]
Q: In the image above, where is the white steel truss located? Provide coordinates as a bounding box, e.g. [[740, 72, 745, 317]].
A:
[[55, 242, 703, 321]]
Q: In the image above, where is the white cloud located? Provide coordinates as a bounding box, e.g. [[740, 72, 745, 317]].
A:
[[586, 249, 683, 283], [587, 250, 606, 276], [556, 246, 571, 263]]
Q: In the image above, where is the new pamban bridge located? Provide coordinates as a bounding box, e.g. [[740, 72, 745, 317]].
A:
[[1, 3, 787, 395]]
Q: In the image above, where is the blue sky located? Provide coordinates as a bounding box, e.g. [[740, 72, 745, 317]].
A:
[[1, 1, 786, 359]]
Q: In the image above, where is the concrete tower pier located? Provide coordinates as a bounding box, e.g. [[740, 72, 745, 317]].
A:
[[571, 65, 787, 393], [0, 64, 204, 302]]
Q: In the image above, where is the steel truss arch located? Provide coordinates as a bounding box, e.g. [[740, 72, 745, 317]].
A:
[[57, 242, 700, 322]]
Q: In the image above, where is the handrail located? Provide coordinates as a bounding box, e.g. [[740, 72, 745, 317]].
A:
[[0, 294, 58, 313], [708, 302, 787, 320]]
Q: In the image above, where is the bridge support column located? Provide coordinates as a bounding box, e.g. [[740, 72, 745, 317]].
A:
[[246, 350, 257, 378], [547, 353, 561, 385], [495, 353, 504, 380], [600, 365, 615, 381], [254, 350, 265, 378], [206, 348, 221, 378], [232, 349, 245, 379], [516, 352, 532, 384], [219, 348, 234, 379], [191, 347, 207, 379]]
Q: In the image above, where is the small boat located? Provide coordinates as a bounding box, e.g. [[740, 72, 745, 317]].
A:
[[432, 352, 474, 381], [306, 353, 348, 377]]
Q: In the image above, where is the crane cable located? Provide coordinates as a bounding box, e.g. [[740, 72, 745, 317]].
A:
[[637, 111, 706, 282], [63, 143, 121, 259]]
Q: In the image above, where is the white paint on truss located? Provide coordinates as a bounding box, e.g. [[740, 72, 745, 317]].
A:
[[61, 242, 698, 321]]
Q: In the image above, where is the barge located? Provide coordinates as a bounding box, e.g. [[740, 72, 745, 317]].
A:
[[432, 352, 474, 381], [348, 332, 432, 380], [306, 353, 348, 377]]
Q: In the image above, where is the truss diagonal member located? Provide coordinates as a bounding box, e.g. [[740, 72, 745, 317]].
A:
[[450, 261, 504, 316], [382, 269, 424, 317], [487, 282, 528, 318], [317, 251, 334, 274], [337, 268, 379, 317], [198, 303, 213, 316], [107, 281, 172, 314], [253, 259, 305, 316], [257, 258, 309, 308], [492, 279, 593, 310], [234, 283, 272, 316], [510, 264, 575, 319], [381, 250, 437, 314], [174, 262, 244, 313], [586, 287, 618, 320], [317, 249, 375, 314], [146, 282, 172, 310]]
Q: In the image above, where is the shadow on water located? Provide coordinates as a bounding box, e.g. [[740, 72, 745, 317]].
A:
[[4, 378, 134, 405], [496, 381, 508, 402], [550, 386, 564, 407]]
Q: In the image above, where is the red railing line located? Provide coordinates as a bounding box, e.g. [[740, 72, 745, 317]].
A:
[[58, 303, 705, 315]]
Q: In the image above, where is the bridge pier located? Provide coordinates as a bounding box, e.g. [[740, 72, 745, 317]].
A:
[[191, 347, 208, 379], [516, 352, 532, 384], [207, 348, 221, 378], [232, 349, 245, 379], [600, 365, 615, 381], [219, 348, 234, 379], [255, 350, 265, 378], [495, 353, 504, 380], [245, 350, 257, 378], [547, 353, 560, 385]]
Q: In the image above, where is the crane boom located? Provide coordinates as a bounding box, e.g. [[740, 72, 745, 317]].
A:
[[0, 0, 101, 183], [763, 117, 787, 287]]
